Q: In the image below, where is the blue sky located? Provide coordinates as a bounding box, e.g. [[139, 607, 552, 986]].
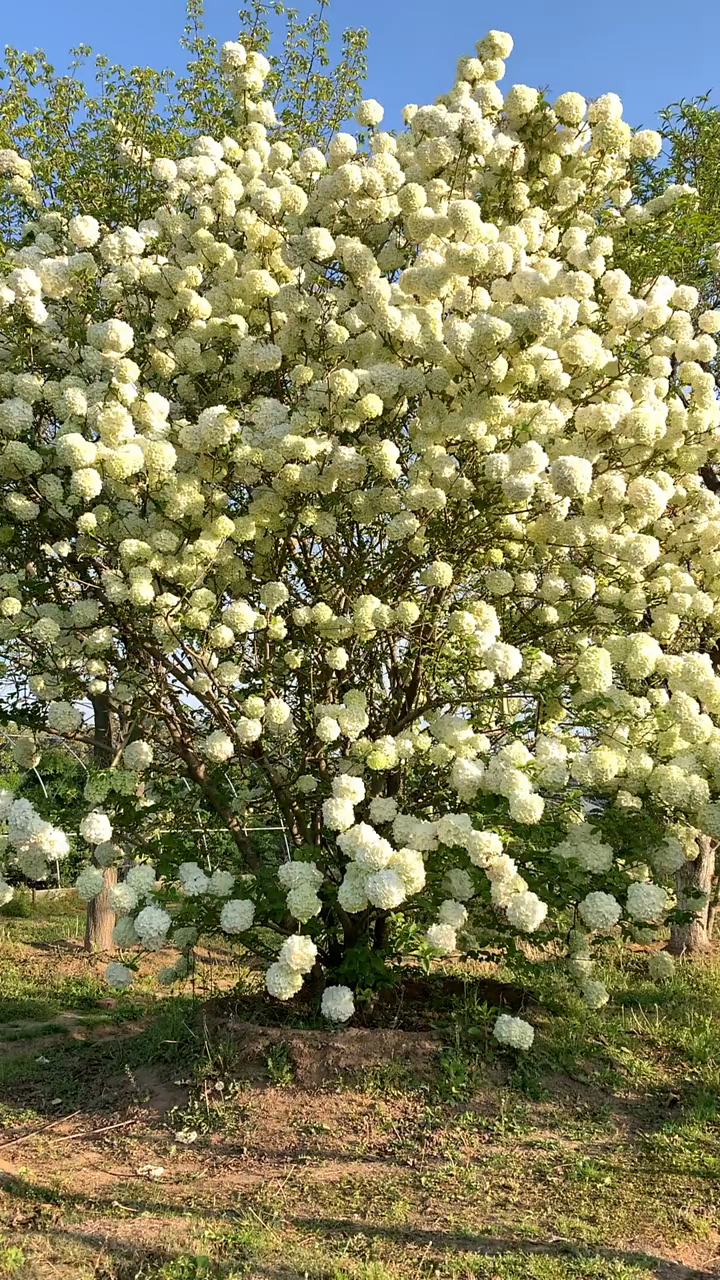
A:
[[3, 0, 719, 131]]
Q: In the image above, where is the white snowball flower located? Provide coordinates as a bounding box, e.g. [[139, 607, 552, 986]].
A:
[[68, 215, 100, 248], [580, 979, 610, 1009], [648, 950, 675, 981], [331, 774, 365, 804], [122, 739, 154, 771], [219, 898, 255, 933], [279, 934, 318, 973], [365, 868, 407, 909], [79, 812, 113, 845], [134, 904, 172, 949], [265, 960, 303, 1000], [108, 882, 138, 916], [356, 99, 384, 127], [75, 866, 105, 901], [208, 869, 235, 897], [506, 890, 548, 933], [442, 868, 475, 901], [626, 882, 669, 923], [286, 885, 322, 922], [201, 730, 235, 762], [322, 796, 356, 831], [178, 861, 210, 896], [438, 899, 468, 928], [106, 961, 133, 989], [126, 863, 157, 897], [46, 701, 83, 734], [321, 985, 355, 1022], [550, 455, 593, 498], [316, 715, 341, 742], [112, 916, 139, 947], [493, 1014, 534, 1050], [426, 923, 457, 954], [466, 831, 503, 866], [579, 891, 622, 931], [369, 797, 398, 824]]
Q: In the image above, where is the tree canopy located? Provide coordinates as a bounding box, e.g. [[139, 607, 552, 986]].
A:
[[1, 14, 720, 1042]]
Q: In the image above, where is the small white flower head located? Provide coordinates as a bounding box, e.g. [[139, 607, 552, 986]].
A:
[[466, 830, 503, 866], [179, 861, 210, 896], [322, 796, 356, 832], [493, 1014, 534, 1050], [316, 715, 341, 743], [368, 797, 398, 824], [286, 884, 322, 922], [321, 984, 355, 1022], [425, 923, 457, 954], [626, 882, 669, 923], [265, 960, 303, 1000], [106, 961, 133, 989], [202, 730, 235, 763], [438, 899, 468, 929], [647, 950, 675, 982], [79, 811, 113, 845], [126, 863, 157, 897], [75, 865, 105, 901], [442, 868, 475, 901], [365, 868, 406, 910], [220, 40, 247, 71], [68, 214, 100, 248], [134, 904, 172, 950], [47, 701, 83, 734], [208, 869, 235, 897], [580, 979, 610, 1010], [220, 898, 255, 933], [331, 774, 365, 804], [108, 882, 139, 916], [113, 916, 140, 947], [420, 560, 453, 588], [356, 98, 384, 127], [122, 739, 153, 772], [506, 890, 548, 933], [578, 891, 622, 931], [279, 934, 318, 974]]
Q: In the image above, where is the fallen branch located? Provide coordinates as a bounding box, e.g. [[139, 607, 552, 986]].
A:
[[0, 1110, 82, 1151]]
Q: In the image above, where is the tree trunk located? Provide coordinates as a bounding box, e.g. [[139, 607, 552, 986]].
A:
[[706, 874, 720, 942], [84, 693, 116, 955], [84, 864, 117, 953], [669, 835, 716, 956]]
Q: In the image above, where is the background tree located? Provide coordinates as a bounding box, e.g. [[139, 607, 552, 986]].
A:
[[615, 98, 720, 952]]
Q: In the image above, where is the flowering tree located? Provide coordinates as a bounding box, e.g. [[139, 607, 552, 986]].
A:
[[1, 24, 720, 1044]]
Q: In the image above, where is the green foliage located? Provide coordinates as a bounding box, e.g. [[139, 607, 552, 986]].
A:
[[615, 96, 720, 324], [265, 1041, 294, 1084]]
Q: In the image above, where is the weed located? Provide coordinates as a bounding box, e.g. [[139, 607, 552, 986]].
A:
[[266, 1042, 294, 1086]]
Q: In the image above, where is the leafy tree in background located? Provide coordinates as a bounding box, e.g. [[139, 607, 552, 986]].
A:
[[614, 97, 720, 952]]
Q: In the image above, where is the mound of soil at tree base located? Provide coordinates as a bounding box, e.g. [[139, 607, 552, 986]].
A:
[[205, 974, 536, 1029], [222, 1019, 443, 1086]]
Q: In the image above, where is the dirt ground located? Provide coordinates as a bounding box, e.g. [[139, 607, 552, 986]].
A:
[[1, 916, 719, 1279]]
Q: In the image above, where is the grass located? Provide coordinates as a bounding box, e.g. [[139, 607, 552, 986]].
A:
[[0, 903, 718, 1279]]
